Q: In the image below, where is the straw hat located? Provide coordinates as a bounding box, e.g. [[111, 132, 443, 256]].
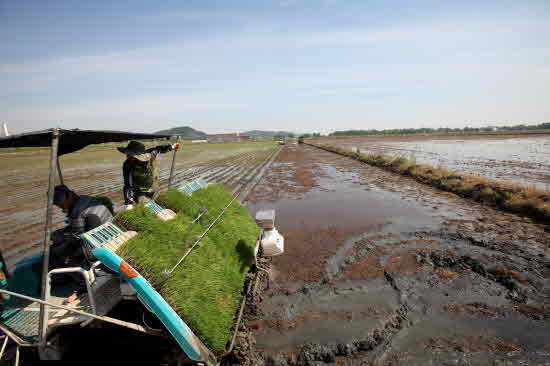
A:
[[117, 141, 151, 162]]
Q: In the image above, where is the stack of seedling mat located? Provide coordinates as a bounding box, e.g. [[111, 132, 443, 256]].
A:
[[178, 178, 209, 195], [143, 200, 177, 221], [112, 184, 260, 353]]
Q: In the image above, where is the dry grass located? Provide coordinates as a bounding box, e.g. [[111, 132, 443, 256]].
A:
[[307, 143, 550, 224]]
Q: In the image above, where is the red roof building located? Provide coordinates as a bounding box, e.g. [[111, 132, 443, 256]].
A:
[[206, 132, 249, 142]]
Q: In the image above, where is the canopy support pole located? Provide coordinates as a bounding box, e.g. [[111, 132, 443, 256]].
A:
[[38, 128, 59, 345], [56, 155, 64, 185], [168, 139, 178, 188]]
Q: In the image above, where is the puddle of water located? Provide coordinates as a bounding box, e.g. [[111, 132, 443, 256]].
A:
[[248, 165, 441, 232], [247, 162, 453, 287], [248, 157, 468, 351]]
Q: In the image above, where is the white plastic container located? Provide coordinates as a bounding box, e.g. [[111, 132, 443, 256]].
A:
[[261, 228, 284, 256], [255, 209, 276, 229]]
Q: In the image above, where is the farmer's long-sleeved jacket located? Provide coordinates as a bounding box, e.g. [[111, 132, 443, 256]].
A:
[[63, 195, 113, 264], [122, 144, 173, 204]]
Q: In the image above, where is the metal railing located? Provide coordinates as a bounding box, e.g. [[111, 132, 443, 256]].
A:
[[41, 266, 97, 342]]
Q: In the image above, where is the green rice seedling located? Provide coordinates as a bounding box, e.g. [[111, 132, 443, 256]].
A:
[[113, 184, 260, 352], [156, 188, 202, 216]]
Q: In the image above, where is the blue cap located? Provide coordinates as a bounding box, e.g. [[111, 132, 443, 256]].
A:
[[53, 185, 72, 205]]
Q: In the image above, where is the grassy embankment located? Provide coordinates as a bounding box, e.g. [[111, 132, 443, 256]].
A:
[[307, 142, 550, 223], [114, 184, 259, 353]]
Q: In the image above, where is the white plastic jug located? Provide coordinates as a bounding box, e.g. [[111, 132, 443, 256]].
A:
[[261, 228, 284, 256]]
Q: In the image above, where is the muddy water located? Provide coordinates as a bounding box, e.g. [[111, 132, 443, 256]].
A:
[[242, 144, 550, 366], [249, 167, 435, 232], [328, 135, 550, 190]]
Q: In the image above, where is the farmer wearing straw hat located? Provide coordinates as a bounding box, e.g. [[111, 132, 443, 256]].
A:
[[118, 141, 180, 205]]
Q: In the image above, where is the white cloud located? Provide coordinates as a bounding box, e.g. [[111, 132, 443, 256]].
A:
[[3, 14, 548, 88], [0, 43, 209, 94], [2, 11, 550, 133]]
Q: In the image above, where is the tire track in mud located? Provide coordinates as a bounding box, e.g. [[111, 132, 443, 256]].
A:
[[235, 144, 550, 366]]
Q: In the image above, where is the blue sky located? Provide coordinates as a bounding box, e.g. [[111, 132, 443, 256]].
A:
[[2, 0, 549, 134]]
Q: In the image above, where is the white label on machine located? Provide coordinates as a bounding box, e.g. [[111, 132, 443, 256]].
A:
[[261, 228, 284, 256]]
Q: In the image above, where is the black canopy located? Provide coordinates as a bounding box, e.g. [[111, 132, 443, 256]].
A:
[[0, 128, 171, 155]]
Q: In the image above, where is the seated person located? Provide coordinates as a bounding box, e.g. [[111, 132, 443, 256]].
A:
[[49, 185, 113, 287]]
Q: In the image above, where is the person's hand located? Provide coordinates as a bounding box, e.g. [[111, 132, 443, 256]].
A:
[[172, 143, 181, 150], [63, 291, 78, 304]]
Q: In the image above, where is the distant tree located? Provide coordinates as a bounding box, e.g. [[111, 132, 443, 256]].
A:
[[329, 122, 550, 137]]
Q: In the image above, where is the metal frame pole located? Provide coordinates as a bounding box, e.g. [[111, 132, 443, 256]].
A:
[[38, 128, 59, 345], [0, 289, 164, 337], [56, 155, 64, 185], [0, 336, 8, 359], [167, 139, 179, 188]]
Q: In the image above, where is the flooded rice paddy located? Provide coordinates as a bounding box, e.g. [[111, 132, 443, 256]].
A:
[[320, 135, 550, 190]]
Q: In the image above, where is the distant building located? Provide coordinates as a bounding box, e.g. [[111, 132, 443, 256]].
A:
[[207, 133, 250, 143], [191, 139, 208, 143], [248, 136, 271, 141]]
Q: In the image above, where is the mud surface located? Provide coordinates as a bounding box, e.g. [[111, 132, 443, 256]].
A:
[[239, 144, 550, 365], [317, 135, 550, 190]]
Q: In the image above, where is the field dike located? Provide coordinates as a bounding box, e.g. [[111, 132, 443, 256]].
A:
[[113, 184, 260, 353], [306, 142, 550, 224]]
